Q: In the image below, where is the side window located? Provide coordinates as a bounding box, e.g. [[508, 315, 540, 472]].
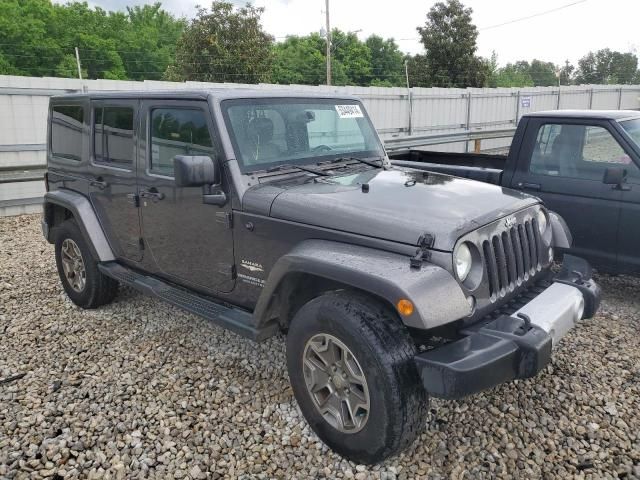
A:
[[529, 123, 630, 180], [94, 106, 135, 167], [150, 108, 216, 176], [51, 105, 84, 161], [582, 126, 630, 165]]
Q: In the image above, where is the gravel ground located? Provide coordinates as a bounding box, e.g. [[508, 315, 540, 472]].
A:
[[1, 214, 639, 479]]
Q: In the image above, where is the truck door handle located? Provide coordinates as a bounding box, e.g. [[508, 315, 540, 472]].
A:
[[140, 188, 165, 202], [90, 177, 108, 190], [517, 182, 541, 191]]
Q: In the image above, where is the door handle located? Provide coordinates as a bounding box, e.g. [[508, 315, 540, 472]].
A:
[[140, 188, 165, 202], [517, 182, 541, 191], [90, 177, 108, 190]]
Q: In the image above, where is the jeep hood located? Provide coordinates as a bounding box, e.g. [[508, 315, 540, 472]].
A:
[[246, 168, 539, 251]]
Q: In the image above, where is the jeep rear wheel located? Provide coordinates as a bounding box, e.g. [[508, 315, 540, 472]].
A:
[[286, 291, 427, 464], [54, 219, 118, 309]]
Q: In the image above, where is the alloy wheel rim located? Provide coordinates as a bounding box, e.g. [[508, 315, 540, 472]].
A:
[[60, 238, 86, 292], [302, 333, 370, 433]]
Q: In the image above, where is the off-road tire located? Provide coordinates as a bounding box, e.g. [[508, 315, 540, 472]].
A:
[[286, 291, 428, 464], [54, 219, 118, 308]]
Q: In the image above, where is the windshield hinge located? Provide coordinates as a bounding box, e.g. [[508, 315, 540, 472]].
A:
[[410, 233, 435, 269], [216, 211, 233, 229]]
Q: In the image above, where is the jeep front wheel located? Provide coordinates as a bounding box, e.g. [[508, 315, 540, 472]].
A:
[[286, 291, 427, 464], [54, 219, 118, 309]]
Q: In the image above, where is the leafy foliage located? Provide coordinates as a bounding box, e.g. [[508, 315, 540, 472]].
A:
[[271, 30, 405, 87], [415, 0, 488, 87], [576, 49, 638, 85], [0, 0, 184, 80], [165, 2, 273, 84]]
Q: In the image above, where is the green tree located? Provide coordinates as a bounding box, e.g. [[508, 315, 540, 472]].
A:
[[0, 0, 182, 80], [330, 30, 371, 85], [365, 35, 405, 86], [576, 49, 639, 84], [118, 4, 185, 80], [416, 0, 487, 87], [406, 54, 430, 87], [165, 1, 273, 84], [494, 62, 534, 87], [529, 59, 558, 86], [271, 34, 327, 85]]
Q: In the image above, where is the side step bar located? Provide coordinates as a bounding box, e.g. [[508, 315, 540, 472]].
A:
[[98, 262, 279, 342]]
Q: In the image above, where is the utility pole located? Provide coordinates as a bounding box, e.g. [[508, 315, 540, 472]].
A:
[[325, 0, 331, 86], [74, 47, 83, 80], [405, 60, 413, 136]]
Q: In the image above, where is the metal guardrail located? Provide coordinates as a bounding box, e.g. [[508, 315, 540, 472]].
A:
[[383, 128, 517, 153]]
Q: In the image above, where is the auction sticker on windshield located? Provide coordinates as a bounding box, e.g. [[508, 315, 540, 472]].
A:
[[335, 104, 364, 118]]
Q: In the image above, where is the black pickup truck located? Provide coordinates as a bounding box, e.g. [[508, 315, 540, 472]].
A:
[[390, 110, 640, 276]]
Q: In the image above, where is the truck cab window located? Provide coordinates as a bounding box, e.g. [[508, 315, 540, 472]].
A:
[[51, 105, 84, 161], [94, 106, 135, 166], [150, 108, 216, 176], [530, 123, 630, 180]]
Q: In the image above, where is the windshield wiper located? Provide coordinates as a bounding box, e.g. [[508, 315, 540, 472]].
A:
[[332, 156, 385, 169], [266, 164, 330, 176]]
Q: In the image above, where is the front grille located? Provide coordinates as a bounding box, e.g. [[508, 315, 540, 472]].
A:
[[482, 217, 543, 299]]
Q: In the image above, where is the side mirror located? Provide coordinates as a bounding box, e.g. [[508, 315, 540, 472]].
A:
[[174, 155, 219, 188], [603, 166, 628, 190], [173, 155, 227, 206]]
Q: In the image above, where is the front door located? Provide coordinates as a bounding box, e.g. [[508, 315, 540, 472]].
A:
[[510, 119, 628, 271], [138, 100, 235, 293], [88, 100, 142, 262]]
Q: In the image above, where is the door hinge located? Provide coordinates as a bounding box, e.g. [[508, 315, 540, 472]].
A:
[[410, 233, 435, 269], [216, 211, 233, 229], [127, 193, 140, 207], [217, 263, 236, 278]]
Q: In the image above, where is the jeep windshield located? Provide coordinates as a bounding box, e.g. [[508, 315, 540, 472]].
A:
[[221, 98, 385, 173]]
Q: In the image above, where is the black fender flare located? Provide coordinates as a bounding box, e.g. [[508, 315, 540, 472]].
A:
[[253, 240, 471, 330], [549, 210, 572, 249], [43, 189, 115, 262]]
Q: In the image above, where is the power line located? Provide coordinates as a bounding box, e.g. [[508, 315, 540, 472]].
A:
[[479, 0, 588, 31]]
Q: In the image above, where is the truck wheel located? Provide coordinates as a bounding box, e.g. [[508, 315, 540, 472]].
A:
[[286, 291, 427, 464], [54, 219, 118, 309]]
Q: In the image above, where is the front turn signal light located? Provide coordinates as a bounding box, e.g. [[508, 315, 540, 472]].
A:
[[397, 299, 414, 317]]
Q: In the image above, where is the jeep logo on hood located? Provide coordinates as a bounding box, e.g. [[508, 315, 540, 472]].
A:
[[504, 216, 517, 228]]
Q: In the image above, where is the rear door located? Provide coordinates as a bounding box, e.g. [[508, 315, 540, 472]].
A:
[[510, 118, 628, 271], [88, 99, 142, 262], [137, 99, 235, 293]]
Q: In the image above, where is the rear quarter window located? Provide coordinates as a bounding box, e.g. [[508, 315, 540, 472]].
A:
[[51, 105, 84, 161]]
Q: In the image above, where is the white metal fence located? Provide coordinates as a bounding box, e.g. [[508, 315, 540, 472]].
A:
[[1, 74, 639, 216]]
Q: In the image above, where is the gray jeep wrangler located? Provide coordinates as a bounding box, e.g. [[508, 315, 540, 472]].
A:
[[42, 90, 601, 464]]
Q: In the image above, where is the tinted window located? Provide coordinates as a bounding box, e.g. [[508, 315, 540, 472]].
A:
[[51, 105, 84, 161], [94, 106, 135, 166], [530, 123, 630, 180], [150, 108, 215, 176]]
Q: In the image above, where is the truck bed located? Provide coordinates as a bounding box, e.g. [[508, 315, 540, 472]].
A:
[[389, 150, 507, 185]]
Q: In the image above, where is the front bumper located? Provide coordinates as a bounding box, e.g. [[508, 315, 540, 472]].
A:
[[415, 255, 600, 399]]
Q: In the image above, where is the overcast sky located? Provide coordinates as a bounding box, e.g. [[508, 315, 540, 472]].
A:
[[59, 0, 640, 66]]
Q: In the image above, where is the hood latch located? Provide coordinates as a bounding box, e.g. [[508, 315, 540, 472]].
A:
[[410, 233, 435, 269]]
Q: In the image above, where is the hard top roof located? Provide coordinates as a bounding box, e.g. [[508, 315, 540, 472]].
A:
[[50, 88, 361, 102], [524, 109, 640, 121]]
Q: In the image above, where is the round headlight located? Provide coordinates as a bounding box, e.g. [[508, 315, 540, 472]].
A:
[[454, 243, 473, 282], [537, 209, 548, 234]]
